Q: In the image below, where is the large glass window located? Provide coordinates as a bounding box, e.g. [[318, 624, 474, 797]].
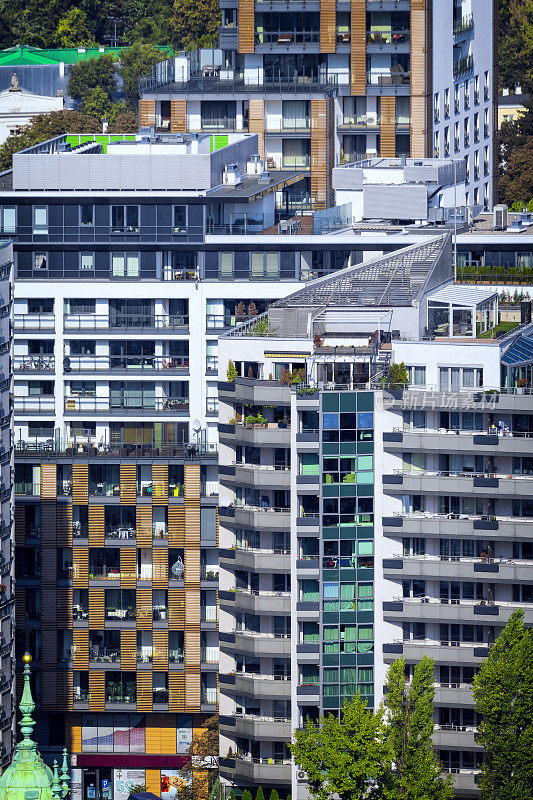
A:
[[0, 206, 15, 233], [111, 252, 139, 278], [250, 252, 279, 278], [111, 205, 139, 233], [33, 206, 48, 234], [219, 253, 234, 279], [80, 204, 94, 226]]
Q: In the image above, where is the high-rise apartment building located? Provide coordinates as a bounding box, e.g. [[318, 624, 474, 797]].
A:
[[217, 236, 533, 798], [0, 240, 14, 770], [140, 0, 496, 209]]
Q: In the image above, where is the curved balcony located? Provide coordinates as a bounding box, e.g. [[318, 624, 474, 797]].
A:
[[384, 554, 533, 583], [384, 597, 533, 625], [383, 513, 533, 540], [220, 673, 291, 698], [383, 470, 533, 498], [219, 547, 290, 572], [221, 631, 291, 656], [219, 589, 290, 614], [220, 757, 291, 786], [384, 428, 533, 455], [230, 504, 290, 530], [219, 422, 291, 447]]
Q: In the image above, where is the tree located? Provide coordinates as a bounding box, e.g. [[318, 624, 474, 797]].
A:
[[0, 110, 100, 171], [82, 86, 113, 119], [174, 715, 219, 800], [290, 695, 393, 800], [473, 610, 533, 800], [171, 0, 220, 50], [226, 360, 237, 382], [383, 657, 453, 800], [68, 54, 117, 108], [241, 792, 253, 800], [499, 137, 533, 206], [119, 42, 168, 108], [389, 362, 409, 389], [255, 788, 265, 800], [106, 107, 138, 133], [268, 791, 279, 800], [53, 7, 96, 47], [498, 0, 533, 93]]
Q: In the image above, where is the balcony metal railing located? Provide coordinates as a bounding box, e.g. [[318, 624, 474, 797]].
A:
[[202, 646, 220, 663], [64, 397, 190, 413], [15, 482, 40, 496], [366, 30, 410, 45], [201, 606, 217, 623], [264, 120, 311, 134], [453, 14, 473, 37], [202, 687, 218, 704], [454, 55, 474, 79], [64, 314, 189, 331], [255, 31, 320, 45], [14, 313, 55, 331], [206, 355, 218, 373], [206, 398, 219, 415], [162, 267, 199, 282], [137, 649, 153, 663], [63, 355, 190, 373], [169, 649, 184, 663], [73, 690, 89, 702], [14, 397, 55, 413], [89, 647, 120, 663], [105, 608, 136, 620], [366, 70, 410, 86], [14, 356, 55, 372]]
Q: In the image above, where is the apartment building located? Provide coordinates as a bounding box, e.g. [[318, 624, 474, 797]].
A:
[[0, 241, 13, 770], [140, 0, 496, 209], [2, 131, 313, 800], [216, 237, 533, 798]]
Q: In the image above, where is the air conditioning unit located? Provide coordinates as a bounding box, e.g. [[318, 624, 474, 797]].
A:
[[493, 204, 508, 230]]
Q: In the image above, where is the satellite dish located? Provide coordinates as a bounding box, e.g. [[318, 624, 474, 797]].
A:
[[192, 419, 201, 432]]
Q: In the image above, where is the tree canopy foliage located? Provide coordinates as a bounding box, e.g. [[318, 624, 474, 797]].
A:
[[291, 657, 451, 800], [473, 610, 533, 800]]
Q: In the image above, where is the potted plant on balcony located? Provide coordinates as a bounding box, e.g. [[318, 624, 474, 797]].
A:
[[517, 377, 528, 394]]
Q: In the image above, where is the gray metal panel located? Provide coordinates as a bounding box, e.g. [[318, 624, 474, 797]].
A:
[[331, 166, 364, 190], [126, 154, 149, 189], [363, 184, 428, 220]]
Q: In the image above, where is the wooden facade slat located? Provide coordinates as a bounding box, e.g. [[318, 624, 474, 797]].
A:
[[184, 549, 200, 588], [380, 96, 396, 157], [88, 671, 105, 712], [238, 0, 255, 53], [310, 98, 332, 209], [73, 547, 89, 588], [248, 100, 265, 161], [88, 587, 105, 629], [136, 505, 152, 547], [57, 588, 73, 627], [350, 0, 366, 95], [14, 505, 25, 546], [184, 465, 201, 501], [73, 629, 89, 670], [56, 503, 73, 547], [171, 100, 187, 133], [139, 99, 156, 127], [120, 465, 137, 505], [410, 0, 428, 157], [120, 630, 137, 670], [185, 673, 201, 710], [153, 631, 169, 669], [169, 673, 185, 711], [168, 506, 185, 547], [320, 0, 336, 52], [40, 464, 57, 500], [136, 671, 153, 712], [67, 713, 82, 753], [120, 548, 137, 588], [152, 549, 168, 587], [15, 589, 25, 628], [136, 585, 153, 630], [58, 670, 73, 712], [152, 465, 168, 505], [72, 464, 88, 503], [168, 588, 185, 629], [88, 506, 105, 548]]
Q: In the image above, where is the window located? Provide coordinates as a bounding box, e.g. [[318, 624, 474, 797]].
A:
[[28, 421, 54, 438], [34, 252, 47, 270], [173, 206, 187, 233], [0, 206, 15, 233], [80, 204, 94, 227], [250, 252, 279, 279], [219, 253, 234, 279], [33, 206, 48, 234], [81, 714, 145, 752], [407, 365, 426, 386], [111, 253, 139, 278], [439, 366, 483, 390], [69, 299, 96, 314], [111, 205, 139, 233], [80, 252, 94, 271]]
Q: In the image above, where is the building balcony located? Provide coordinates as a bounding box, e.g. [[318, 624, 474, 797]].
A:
[[229, 714, 292, 739], [161, 267, 199, 282], [63, 313, 189, 332], [366, 70, 410, 87], [220, 673, 291, 698], [219, 547, 290, 572], [14, 397, 54, 414], [384, 554, 533, 583], [383, 470, 533, 498], [383, 428, 533, 455], [14, 356, 54, 373], [366, 29, 410, 46], [232, 503, 291, 529], [384, 638, 491, 664], [89, 647, 120, 664], [337, 115, 380, 132], [255, 30, 320, 46], [219, 589, 290, 614], [264, 121, 311, 134], [384, 597, 533, 625], [15, 482, 40, 496], [454, 55, 474, 79], [453, 14, 474, 40], [232, 463, 290, 489], [220, 756, 291, 785], [218, 422, 291, 447], [219, 378, 291, 407], [14, 313, 54, 332], [383, 513, 533, 540], [64, 397, 190, 414], [63, 355, 190, 374], [221, 631, 291, 657]]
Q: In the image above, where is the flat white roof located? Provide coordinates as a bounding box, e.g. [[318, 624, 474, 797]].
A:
[[428, 284, 497, 305]]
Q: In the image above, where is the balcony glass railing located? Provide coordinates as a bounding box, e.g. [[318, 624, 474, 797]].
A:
[[105, 608, 136, 620], [202, 687, 217, 704], [153, 689, 169, 704], [137, 649, 153, 663], [202, 646, 220, 663], [169, 649, 184, 663], [73, 689, 89, 702], [14, 356, 55, 372], [201, 606, 217, 622], [90, 648, 120, 663], [15, 482, 40, 496], [366, 30, 410, 44], [63, 355, 190, 373], [255, 31, 320, 45], [14, 313, 55, 331], [64, 314, 189, 330], [366, 70, 410, 86]]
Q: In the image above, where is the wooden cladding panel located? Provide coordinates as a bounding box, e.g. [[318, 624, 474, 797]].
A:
[[56, 503, 73, 547], [72, 464, 88, 503], [168, 588, 185, 629], [140, 98, 156, 127], [136, 585, 153, 630], [153, 631, 169, 669], [15, 589, 25, 628], [184, 465, 201, 501], [169, 673, 185, 712], [120, 465, 137, 505], [89, 587, 105, 629], [184, 549, 200, 588], [410, 0, 428, 157], [41, 587, 57, 627], [152, 465, 168, 505], [120, 548, 137, 588], [15, 505, 25, 546], [238, 0, 255, 53], [57, 588, 73, 627], [58, 671, 73, 712], [184, 624, 201, 666], [153, 549, 168, 587], [136, 671, 153, 712], [185, 673, 201, 711], [248, 99, 265, 160], [171, 100, 187, 133], [136, 505, 152, 547], [40, 464, 57, 499], [73, 629, 89, 670], [146, 715, 177, 753], [350, 0, 366, 95], [88, 671, 105, 712], [310, 98, 332, 210], [168, 506, 185, 548], [88, 506, 105, 548], [380, 96, 396, 157], [41, 671, 58, 711], [320, 0, 336, 52], [73, 548, 89, 588], [67, 714, 82, 754], [120, 630, 137, 670]]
